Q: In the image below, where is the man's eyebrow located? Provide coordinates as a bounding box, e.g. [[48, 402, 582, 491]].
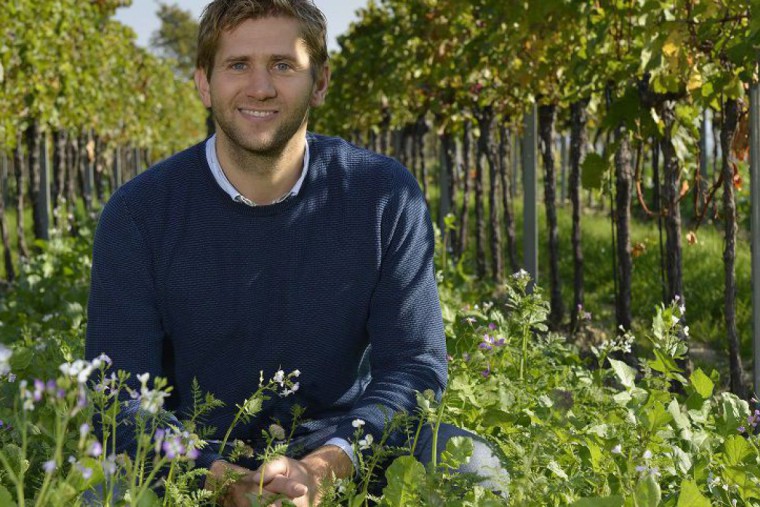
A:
[[220, 55, 250, 64]]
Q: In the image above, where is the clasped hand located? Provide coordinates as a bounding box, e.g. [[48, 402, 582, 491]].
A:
[[208, 457, 319, 507]]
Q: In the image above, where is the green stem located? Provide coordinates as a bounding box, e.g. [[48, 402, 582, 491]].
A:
[[35, 413, 69, 507], [520, 324, 529, 380], [430, 395, 447, 470]]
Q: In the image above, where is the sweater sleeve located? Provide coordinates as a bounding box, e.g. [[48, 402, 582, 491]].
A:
[[85, 193, 221, 471], [326, 165, 448, 445]]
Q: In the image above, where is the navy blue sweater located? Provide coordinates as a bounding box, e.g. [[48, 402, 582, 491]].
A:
[[85, 134, 447, 468]]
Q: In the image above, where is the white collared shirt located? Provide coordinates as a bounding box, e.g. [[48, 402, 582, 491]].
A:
[[205, 134, 310, 206]]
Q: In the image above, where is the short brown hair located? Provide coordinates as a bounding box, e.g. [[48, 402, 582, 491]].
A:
[[197, 0, 328, 79]]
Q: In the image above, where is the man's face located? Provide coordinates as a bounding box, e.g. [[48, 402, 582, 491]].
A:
[[195, 16, 329, 158]]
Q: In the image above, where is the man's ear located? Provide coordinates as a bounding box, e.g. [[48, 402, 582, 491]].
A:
[[310, 63, 331, 107], [195, 68, 212, 109]]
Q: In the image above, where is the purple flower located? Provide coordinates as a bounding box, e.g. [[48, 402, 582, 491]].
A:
[[481, 365, 491, 378], [33, 379, 45, 402], [739, 426, 746, 433], [103, 455, 117, 476], [88, 441, 103, 458], [162, 436, 186, 460], [488, 323, 497, 330], [77, 464, 93, 480], [42, 460, 57, 474]]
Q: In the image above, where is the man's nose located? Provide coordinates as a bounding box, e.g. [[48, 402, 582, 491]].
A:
[[245, 67, 276, 100]]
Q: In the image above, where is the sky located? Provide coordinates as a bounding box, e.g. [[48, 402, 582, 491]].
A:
[[114, 0, 368, 52]]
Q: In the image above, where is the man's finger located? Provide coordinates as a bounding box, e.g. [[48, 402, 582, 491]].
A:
[[252, 456, 290, 484], [261, 474, 309, 498]]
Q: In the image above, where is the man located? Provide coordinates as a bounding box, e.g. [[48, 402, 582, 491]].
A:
[[86, 0, 507, 505]]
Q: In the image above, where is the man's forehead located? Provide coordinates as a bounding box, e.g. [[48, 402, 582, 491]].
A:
[[216, 17, 309, 57]]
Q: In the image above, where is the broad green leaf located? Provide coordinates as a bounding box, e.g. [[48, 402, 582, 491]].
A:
[[609, 359, 636, 389], [440, 436, 473, 470], [569, 496, 624, 507], [585, 440, 603, 473], [671, 446, 692, 475], [668, 399, 690, 430], [643, 402, 673, 433], [690, 368, 714, 399], [719, 393, 749, 433], [135, 489, 161, 507], [724, 435, 753, 466], [383, 456, 426, 505], [634, 474, 661, 507], [0, 485, 17, 507], [676, 479, 711, 507], [581, 153, 606, 190]]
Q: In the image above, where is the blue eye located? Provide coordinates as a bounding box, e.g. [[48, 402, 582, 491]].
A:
[[274, 62, 292, 72], [230, 62, 247, 71]]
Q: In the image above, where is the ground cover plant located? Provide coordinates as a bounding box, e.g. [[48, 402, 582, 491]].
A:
[[1, 224, 759, 506]]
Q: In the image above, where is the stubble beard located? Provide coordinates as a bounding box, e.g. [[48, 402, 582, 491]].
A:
[[212, 99, 312, 173]]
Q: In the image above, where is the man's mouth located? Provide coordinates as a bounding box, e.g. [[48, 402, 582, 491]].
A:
[[240, 109, 277, 118]]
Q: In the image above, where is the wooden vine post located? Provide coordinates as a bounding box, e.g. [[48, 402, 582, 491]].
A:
[[751, 65, 760, 398], [523, 103, 538, 290]]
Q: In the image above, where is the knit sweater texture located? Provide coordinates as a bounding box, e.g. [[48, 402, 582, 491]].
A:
[[85, 133, 447, 468]]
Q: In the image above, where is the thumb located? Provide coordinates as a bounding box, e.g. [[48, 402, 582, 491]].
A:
[[252, 456, 290, 484]]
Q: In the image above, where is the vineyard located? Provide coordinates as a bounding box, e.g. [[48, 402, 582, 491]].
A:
[[1, 0, 760, 505]]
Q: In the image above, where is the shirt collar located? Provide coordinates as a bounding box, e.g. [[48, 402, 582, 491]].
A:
[[205, 134, 310, 206]]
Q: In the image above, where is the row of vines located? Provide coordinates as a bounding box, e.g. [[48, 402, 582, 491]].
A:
[[311, 0, 760, 398], [0, 0, 207, 282]]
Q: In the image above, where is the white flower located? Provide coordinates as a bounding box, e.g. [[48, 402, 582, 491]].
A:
[[643, 450, 652, 460], [611, 444, 622, 455], [683, 326, 690, 337], [273, 370, 285, 386], [59, 360, 95, 384], [138, 376, 169, 415], [352, 419, 366, 428], [268, 424, 286, 440], [79, 423, 90, 438], [280, 382, 300, 397], [358, 434, 374, 450], [291, 369, 301, 378], [670, 315, 680, 326], [0, 344, 11, 376], [512, 269, 529, 280]]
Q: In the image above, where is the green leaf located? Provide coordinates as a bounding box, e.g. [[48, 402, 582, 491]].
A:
[[634, 474, 661, 507], [135, 489, 161, 507], [719, 393, 750, 434], [0, 485, 17, 507], [677, 479, 711, 507], [724, 435, 753, 466], [383, 456, 426, 505], [690, 368, 714, 399], [569, 496, 624, 507], [440, 436, 473, 470], [581, 153, 606, 190], [9, 348, 33, 371], [671, 446, 692, 475], [608, 359, 636, 389], [643, 402, 673, 433], [547, 460, 568, 480]]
